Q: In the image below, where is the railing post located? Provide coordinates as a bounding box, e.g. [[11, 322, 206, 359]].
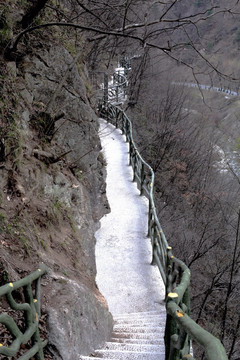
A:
[[165, 248, 176, 360], [0, 265, 48, 359], [132, 151, 137, 182], [165, 292, 179, 360], [166, 246, 173, 297], [104, 73, 108, 107], [140, 162, 145, 195], [115, 108, 118, 128], [151, 223, 157, 265], [116, 71, 119, 102], [147, 200, 152, 237], [126, 121, 130, 143]]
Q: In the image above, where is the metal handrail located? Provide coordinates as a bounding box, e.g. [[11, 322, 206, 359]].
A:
[[98, 78, 228, 359], [0, 264, 48, 359], [109, 71, 128, 103]]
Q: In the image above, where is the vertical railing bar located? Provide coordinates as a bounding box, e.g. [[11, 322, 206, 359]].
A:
[[0, 266, 47, 359]]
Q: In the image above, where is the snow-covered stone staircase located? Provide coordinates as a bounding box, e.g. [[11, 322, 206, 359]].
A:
[[80, 310, 166, 360], [79, 119, 166, 359]]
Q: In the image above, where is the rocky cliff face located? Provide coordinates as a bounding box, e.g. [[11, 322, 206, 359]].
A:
[[0, 26, 112, 360]]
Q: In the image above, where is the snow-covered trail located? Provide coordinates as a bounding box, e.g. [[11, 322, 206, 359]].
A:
[[95, 119, 165, 316]]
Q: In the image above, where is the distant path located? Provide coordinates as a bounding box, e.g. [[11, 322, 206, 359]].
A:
[[95, 119, 165, 316], [172, 81, 239, 97]]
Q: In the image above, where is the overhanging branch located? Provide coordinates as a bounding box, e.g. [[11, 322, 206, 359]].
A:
[[6, 21, 171, 56]]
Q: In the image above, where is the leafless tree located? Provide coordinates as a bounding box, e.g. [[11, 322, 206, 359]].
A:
[[3, 0, 240, 81]]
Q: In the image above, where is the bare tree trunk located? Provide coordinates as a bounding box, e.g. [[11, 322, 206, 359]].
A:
[[221, 209, 240, 341], [21, 0, 49, 29]]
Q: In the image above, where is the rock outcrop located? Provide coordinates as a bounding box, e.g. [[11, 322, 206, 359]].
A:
[[0, 23, 112, 360]]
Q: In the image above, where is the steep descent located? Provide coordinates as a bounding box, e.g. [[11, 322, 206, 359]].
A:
[[79, 119, 166, 359]]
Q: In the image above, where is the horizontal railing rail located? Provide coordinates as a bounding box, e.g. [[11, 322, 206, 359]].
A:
[[0, 264, 48, 360], [97, 72, 228, 360]]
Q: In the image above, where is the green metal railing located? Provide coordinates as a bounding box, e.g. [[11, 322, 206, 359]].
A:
[[98, 76, 228, 360], [0, 264, 48, 359]]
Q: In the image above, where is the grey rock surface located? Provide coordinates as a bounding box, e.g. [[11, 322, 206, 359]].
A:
[[46, 275, 113, 359], [19, 47, 113, 358], [23, 45, 106, 223]]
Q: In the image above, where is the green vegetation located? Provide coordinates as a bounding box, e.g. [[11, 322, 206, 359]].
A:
[[73, 258, 78, 268], [85, 81, 92, 97], [75, 168, 84, 181], [68, 214, 77, 234], [235, 136, 240, 151], [39, 238, 47, 250], [5, 122, 23, 170], [62, 269, 69, 277], [19, 235, 31, 255], [0, 7, 12, 47], [0, 216, 35, 255]]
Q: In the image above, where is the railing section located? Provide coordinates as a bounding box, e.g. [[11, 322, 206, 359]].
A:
[[0, 264, 48, 360], [98, 74, 228, 360], [91, 70, 127, 105]]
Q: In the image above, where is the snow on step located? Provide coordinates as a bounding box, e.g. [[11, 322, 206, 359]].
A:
[[80, 310, 165, 359], [84, 350, 164, 360], [112, 331, 164, 341], [80, 357, 111, 360], [87, 120, 166, 360], [114, 317, 165, 326], [114, 314, 165, 325], [96, 120, 165, 316], [111, 337, 164, 345], [114, 310, 162, 318], [114, 320, 164, 327], [102, 342, 163, 352], [113, 325, 164, 334]]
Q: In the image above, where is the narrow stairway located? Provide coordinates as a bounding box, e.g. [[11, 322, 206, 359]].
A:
[[80, 120, 166, 359], [80, 310, 165, 359]]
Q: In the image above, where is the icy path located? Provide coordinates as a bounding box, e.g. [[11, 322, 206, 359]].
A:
[[95, 119, 165, 316]]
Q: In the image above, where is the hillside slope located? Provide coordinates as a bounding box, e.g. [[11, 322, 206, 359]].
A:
[[0, 2, 113, 359]]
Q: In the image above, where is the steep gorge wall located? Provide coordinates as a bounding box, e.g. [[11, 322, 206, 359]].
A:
[[0, 24, 112, 360]]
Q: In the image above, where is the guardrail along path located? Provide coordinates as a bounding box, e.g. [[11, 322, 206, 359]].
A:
[[85, 68, 229, 360]]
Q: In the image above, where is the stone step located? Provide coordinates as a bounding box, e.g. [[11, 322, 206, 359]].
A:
[[112, 331, 164, 340], [113, 311, 163, 319], [77, 281, 166, 360], [102, 342, 163, 352], [113, 325, 165, 333], [80, 357, 112, 360], [90, 349, 165, 359], [111, 337, 164, 345], [114, 320, 165, 328], [114, 316, 165, 326]]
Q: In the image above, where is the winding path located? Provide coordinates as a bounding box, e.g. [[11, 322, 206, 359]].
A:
[[172, 81, 239, 96], [79, 119, 166, 359]]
